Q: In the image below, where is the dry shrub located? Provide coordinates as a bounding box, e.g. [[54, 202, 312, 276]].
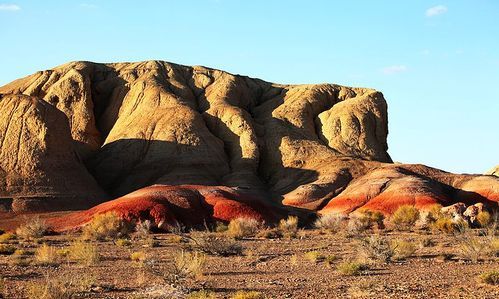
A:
[[215, 222, 229, 233], [324, 255, 338, 266], [188, 231, 243, 256], [476, 211, 492, 228], [16, 217, 48, 240], [360, 210, 385, 229], [424, 204, 444, 223], [459, 236, 489, 262], [336, 260, 368, 276], [25, 272, 95, 299], [357, 235, 394, 264], [172, 251, 206, 282], [0, 233, 17, 243], [392, 239, 417, 260], [131, 251, 147, 263], [227, 218, 260, 239], [478, 270, 499, 285], [256, 228, 282, 239], [34, 244, 58, 265], [304, 251, 323, 263], [314, 213, 346, 233], [391, 205, 419, 231], [115, 238, 132, 247], [187, 290, 217, 299], [68, 240, 100, 265], [419, 237, 436, 248], [290, 254, 298, 266], [0, 244, 16, 255], [135, 220, 152, 238], [231, 291, 263, 299], [432, 217, 467, 234], [346, 217, 370, 236], [82, 212, 132, 240], [278, 216, 298, 238]]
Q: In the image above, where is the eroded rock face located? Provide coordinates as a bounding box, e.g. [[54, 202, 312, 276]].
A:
[[0, 94, 106, 211], [1, 60, 498, 219]]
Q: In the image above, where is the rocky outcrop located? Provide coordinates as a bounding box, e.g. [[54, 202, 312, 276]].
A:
[[486, 165, 499, 177], [0, 94, 106, 211], [1, 60, 498, 219]]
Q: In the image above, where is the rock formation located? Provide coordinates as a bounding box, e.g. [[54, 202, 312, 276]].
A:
[[0, 61, 498, 225], [486, 165, 499, 177]]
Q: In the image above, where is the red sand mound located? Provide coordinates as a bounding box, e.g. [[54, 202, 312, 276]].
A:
[[48, 185, 283, 232]]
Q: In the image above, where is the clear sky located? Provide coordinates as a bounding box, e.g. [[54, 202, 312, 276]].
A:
[[1, 1, 497, 174]]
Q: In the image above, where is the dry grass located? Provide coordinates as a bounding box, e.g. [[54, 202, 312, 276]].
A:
[[391, 205, 419, 231], [227, 218, 260, 239], [0, 233, 17, 243], [16, 217, 47, 240], [34, 244, 58, 265], [357, 235, 394, 264], [188, 232, 243, 256], [187, 290, 217, 299], [476, 211, 492, 228], [0, 244, 16, 255], [174, 250, 206, 280], [314, 213, 346, 233], [278, 216, 298, 238], [392, 239, 417, 260], [130, 251, 147, 263], [304, 251, 323, 263], [478, 270, 499, 285], [336, 260, 368, 276], [231, 290, 263, 299], [82, 212, 132, 241], [25, 272, 94, 299], [68, 240, 100, 265], [115, 238, 132, 247]]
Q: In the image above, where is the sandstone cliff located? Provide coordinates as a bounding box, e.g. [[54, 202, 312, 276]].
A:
[[0, 61, 497, 220]]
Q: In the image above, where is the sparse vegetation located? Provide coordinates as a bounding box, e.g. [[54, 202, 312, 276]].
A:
[[476, 211, 492, 227], [82, 212, 132, 240], [25, 272, 94, 299], [314, 213, 345, 233], [34, 244, 58, 265], [432, 217, 463, 234], [115, 238, 132, 247], [68, 240, 100, 265], [458, 234, 491, 262], [187, 290, 217, 299], [0, 244, 16, 255], [215, 222, 229, 233], [392, 239, 417, 260], [337, 261, 368, 276], [227, 218, 260, 239], [0, 232, 17, 243], [187, 232, 243, 256], [135, 219, 152, 238], [391, 205, 419, 231], [358, 235, 394, 263], [231, 290, 263, 299], [131, 251, 147, 263], [16, 217, 48, 239], [478, 270, 499, 285], [304, 250, 323, 263], [278, 216, 298, 238]]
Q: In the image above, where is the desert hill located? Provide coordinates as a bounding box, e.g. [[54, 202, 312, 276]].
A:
[[0, 61, 497, 226]]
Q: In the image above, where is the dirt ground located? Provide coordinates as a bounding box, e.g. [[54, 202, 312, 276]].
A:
[[0, 221, 498, 299]]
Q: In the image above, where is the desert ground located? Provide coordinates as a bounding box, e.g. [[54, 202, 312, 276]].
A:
[[0, 211, 498, 299]]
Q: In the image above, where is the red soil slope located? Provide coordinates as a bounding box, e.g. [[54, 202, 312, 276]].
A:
[[48, 185, 283, 232]]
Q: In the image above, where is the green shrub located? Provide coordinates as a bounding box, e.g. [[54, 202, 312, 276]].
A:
[[304, 251, 323, 263], [432, 217, 461, 234], [391, 205, 420, 230]]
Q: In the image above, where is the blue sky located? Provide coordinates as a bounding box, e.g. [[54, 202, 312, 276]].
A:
[[1, 1, 498, 174]]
